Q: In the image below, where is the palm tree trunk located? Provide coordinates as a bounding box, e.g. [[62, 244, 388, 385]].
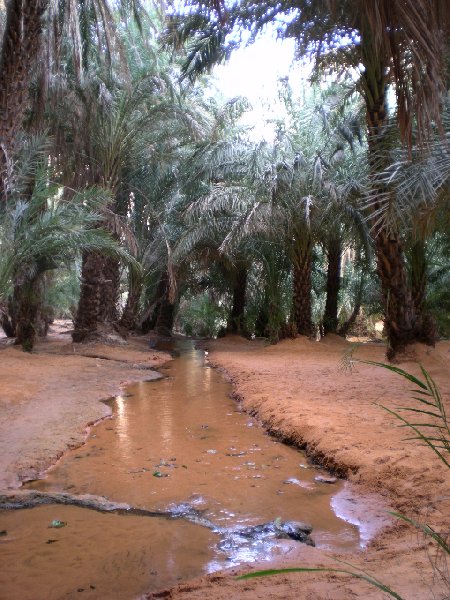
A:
[[292, 238, 313, 337], [227, 265, 247, 334], [0, 302, 15, 337], [374, 230, 416, 358], [338, 273, 365, 337], [140, 273, 168, 333], [0, 0, 48, 199], [119, 273, 142, 331], [14, 277, 43, 350], [155, 294, 175, 336], [362, 49, 418, 359], [72, 251, 105, 342], [98, 255, 120, 323], [323, 236, 342, 335], [409, 239, 436, 345]]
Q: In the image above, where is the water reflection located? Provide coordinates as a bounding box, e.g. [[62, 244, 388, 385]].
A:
[[114, 394, 134, 465], [159, 396, 174, 451], [12, 339, 383, 599]]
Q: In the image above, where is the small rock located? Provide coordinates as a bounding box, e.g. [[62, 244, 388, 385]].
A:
[[49, 520, 66, 528], [315, 475, 337, 484], [279, 520, 313, 537], [282, 477, 314, 489]]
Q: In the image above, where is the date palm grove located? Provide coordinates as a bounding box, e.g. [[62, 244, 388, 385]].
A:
[[0, 0, 448, 356]]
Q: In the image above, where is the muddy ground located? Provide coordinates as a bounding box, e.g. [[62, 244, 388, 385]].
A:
[[0, 322, 171, 490], [1, 324, 449, 599]]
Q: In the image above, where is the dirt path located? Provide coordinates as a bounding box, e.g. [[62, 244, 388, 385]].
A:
[[143, 335, 450, 600], [1, 327, 449, 599]]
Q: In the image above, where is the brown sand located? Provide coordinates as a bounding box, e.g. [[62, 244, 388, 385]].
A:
[[0, 322, 171, 489], [1, 325, 449, 599]]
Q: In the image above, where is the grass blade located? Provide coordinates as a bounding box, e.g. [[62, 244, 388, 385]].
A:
[[237, 567, 404, 599]]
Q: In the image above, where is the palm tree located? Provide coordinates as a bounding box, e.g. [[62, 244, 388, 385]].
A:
[[43, 53, 205, 339], [168, 0, 449, 357], [252, 242, 291, 340], [319, 149, 371, 335], [0, 0, 154, 341], [173, 184, 251, 335], [0, 173, 131, 350], [130, 94, 252, 336], [172, 94, 262, 334], [121, 80, 214, 335], [0, 0, 48, 199], [424, 232, 450, 336], [374, 98, 450, 342], [0, 0, 151, 199], [70, 82, 146, 340]]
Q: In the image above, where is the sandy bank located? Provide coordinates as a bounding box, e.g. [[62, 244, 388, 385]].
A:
[[143, 335, 449, 600], [1, 326, 449, 599], [0, 323, 171, 489]]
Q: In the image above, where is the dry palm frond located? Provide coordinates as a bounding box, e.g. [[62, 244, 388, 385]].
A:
[[103, 208, 139, 256], [356, 0, 448, 146]]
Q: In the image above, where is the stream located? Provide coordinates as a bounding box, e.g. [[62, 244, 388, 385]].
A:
[[1, 340, 372, 599]]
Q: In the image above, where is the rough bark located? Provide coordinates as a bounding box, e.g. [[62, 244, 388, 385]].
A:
[[323, 237, 342, 335], [155, 295, 175, 336], [0, 0, 48, 199], [292, 238, 313, 337], [409, 239, 436, 345], [337, 276, 364, 338], [140, 273, 168, 334], [362, 51, 419, 359], [72, 251, 105, 342], [141, 303, 160, 334], [14, 277, 42, 350], [119, 276, 142, 331], [374, 230, 417, 358], [98, 255, 120, 324], [227, 265, 247, 334]]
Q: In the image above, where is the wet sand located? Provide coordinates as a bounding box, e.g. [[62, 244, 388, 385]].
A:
[[2, 341, 380, 598], [0, 324, 171, 489], [154, 335, 448, 600], [0, 326, 449, 599]]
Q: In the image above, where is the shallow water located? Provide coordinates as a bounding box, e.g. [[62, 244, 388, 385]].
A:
[[1, 340, 363, 599]]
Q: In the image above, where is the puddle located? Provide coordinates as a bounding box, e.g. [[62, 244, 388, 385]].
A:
[[0, 504, 215, 600], [0, 340, 384, 598]]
